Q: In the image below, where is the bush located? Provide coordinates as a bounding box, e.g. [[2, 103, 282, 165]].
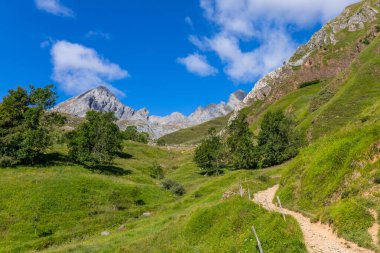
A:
[[161, 179, 186, 196], [171, 184, 186, 196], [194, 192, 203, 198], [0, 156, 17, 168], [256, 174, 270, 182], [149, 161, 164, 179], [156, 139, 166, 146], [123, 126, 150, 144]]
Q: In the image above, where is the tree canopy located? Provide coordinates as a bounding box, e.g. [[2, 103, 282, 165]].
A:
[[193, 127, 224, 174], [0, 85, 64, 166], [66, 111, 123, 165]]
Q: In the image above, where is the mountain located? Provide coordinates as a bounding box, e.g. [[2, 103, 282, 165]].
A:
[[54, 86, 247, 139], [162, 0, 380, 146], [236, 0, 379, 112], [53, 86, 149, 121]]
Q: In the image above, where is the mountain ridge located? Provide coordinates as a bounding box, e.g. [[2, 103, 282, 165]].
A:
[[53, 86, 247, 138]]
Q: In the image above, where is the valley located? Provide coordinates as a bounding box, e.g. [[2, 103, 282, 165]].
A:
[[1, 0, 380, 252]]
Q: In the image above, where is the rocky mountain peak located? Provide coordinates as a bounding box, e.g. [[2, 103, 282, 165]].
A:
[[227, 90, 248, 108], [53, 86, 140, 120]]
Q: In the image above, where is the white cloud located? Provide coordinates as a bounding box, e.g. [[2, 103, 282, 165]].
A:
[[35, 0, 74, 17], [85, 31, 111, 40], [193, 0, 358, 83], [51, 41, 128, 96], [207, 31, 295, 82], [200, 0, 358, 37], [177, 54, 218, 77]]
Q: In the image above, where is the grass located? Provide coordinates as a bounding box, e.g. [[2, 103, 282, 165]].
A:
[[0, 141, 307, 253], [158, 114, 230, 145], [241, 84, 321, 134], [278, 123, 380, 248]]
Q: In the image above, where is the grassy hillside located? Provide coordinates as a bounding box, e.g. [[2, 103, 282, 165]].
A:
[[275, 33, 380, 249], [158, 114, 230, 145], [0, 142, 307, 253]]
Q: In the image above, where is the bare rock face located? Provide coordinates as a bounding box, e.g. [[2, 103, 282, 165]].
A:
[[187, 90, 247, 125], [53, 86, 147, 121]]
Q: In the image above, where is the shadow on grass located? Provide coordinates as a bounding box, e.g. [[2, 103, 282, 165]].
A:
[[85, 165, 132, 176], [197, 169, 225, 176], [38, 152, 75, 167], [116, 152, 134, 159]]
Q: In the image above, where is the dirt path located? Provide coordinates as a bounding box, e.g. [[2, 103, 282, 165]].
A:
[[368, 209, 379, 246], [253, 185, 376, 253]]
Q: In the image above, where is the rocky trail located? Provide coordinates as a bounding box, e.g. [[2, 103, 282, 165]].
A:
[[253, 185, 377, 253]]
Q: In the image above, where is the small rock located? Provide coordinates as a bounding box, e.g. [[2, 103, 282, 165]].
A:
[[101, 231, 110, 236], [142, 212, 152, 217], [118, 224, 126, 230]]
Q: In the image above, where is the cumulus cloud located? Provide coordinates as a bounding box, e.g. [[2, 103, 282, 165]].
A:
[[200, 0, 358, 37], [35, 0, 74, 17], [51, 41, 128, 96], [192, 0, 358, 83], [207, 32, 296, 82], [177, 53, 218, 77]]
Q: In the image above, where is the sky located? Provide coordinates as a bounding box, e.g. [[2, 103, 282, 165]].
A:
[[0, 0, 358, 116]]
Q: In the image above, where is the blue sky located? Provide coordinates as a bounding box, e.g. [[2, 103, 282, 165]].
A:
[[0, 0, 357, 116]]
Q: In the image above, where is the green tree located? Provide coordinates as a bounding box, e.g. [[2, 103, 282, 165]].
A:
[[67, 111, 123, 165], [226, 113, 257, 169], [257, 111, 303, 167], [0, 85, 64, 166], [123, 126, 150, 144], [194, 127, 224, 174]]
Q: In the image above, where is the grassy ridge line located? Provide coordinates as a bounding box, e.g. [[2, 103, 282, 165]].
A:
[[158, 115, 230, 145]]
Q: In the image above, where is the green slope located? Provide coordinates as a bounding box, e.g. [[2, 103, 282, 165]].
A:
[[276, 34, 380, 249], [158, 114, 230, 145], [0, 142, 306, 253]]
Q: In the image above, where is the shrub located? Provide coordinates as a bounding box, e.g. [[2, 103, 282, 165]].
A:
[[156, 139, 166, 146], [194, 192, 203, 198], [123, 126, 150, 144], [256, 174, 270, 182], [171, 184, 186, 196], [135, 199, 146, 206], [161, 179, 186, 196], [161, 179, 177, 190], [150, 161, 164, 179], [0, 156, 17, 168]]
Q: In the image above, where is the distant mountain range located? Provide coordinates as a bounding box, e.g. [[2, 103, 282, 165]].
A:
[[53, 86, 247, 138]]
